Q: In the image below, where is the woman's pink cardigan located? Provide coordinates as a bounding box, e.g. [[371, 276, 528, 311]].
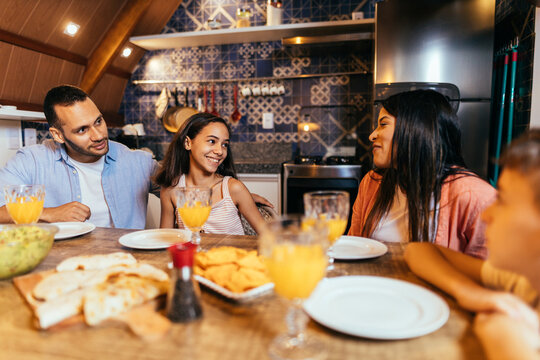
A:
[[348, 171, 497, 259]]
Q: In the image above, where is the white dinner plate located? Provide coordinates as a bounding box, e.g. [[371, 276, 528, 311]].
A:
[[194, 275, 274, 302], [329, 236, 388, 260], [118, 228, 191, 250], [52, 222, 96, 240], [304, 276, 449, 340]]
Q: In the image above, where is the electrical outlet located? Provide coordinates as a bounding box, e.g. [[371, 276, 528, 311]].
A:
[[24, 128, 37, 146], [262, 112, 274, 129]]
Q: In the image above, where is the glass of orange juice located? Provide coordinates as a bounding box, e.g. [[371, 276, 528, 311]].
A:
[[4, 185, 45, 224], [174, 187, 212, 250], [259, 215, 328, 360], [304, 190, 349, 276]]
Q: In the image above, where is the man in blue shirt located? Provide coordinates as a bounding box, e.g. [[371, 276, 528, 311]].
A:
[[0, 85, 158, 229]]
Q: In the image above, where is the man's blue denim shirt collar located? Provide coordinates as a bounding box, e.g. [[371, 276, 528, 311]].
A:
[[52, 140, 118, 164]]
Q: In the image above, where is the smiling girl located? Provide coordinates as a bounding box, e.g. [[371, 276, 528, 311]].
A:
[[154, 113, 265, 235], [349, 90, 496, 257]]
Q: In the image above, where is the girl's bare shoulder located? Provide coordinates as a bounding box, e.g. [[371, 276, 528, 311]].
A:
[[227, 177, 249, 194]]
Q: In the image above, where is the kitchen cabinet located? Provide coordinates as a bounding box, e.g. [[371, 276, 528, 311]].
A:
[[130, 19, 374, 50], [238, 173, 281, 214], [0, 109, 45, 166]]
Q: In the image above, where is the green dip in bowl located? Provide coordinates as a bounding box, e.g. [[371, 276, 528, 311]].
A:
[[0, 224, 58, 280]]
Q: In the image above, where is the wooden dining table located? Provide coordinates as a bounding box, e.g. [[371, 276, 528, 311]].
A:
[[0, 227, 485, 360]]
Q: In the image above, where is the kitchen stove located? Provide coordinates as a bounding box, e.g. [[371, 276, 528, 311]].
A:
[[293, 155, 360, 165], [282, 159, 364, 231]]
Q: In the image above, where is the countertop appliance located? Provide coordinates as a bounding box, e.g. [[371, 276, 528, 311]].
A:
[[375, 0, 495, 178], [282, 158, 363, 232]]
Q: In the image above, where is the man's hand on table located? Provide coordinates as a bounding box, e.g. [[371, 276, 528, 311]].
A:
[[40, 202, 91, 223]]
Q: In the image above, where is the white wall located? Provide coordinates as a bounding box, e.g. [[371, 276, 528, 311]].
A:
[[530, 8, 540, 128], [0, 119, 22, 167]]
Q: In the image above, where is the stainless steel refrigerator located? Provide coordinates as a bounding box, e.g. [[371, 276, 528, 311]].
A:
[[374, 0, 495, 178]]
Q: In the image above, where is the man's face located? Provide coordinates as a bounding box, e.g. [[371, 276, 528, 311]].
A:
[[482, 169, 540, 277], [49, 98, 109, 163]]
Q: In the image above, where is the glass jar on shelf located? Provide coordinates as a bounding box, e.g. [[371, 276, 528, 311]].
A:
[[236, 5, 252, 28]]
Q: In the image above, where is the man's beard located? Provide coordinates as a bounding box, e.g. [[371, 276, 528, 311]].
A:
[[63, 136, 109, 159]]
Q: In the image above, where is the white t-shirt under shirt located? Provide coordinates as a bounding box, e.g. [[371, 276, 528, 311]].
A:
[[370, 188, 439, 243], [69, 156, 113, 227], [371, 188, 409, 242]]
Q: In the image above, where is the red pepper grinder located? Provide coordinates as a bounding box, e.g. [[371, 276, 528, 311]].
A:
[[167, 242, 203, 322]]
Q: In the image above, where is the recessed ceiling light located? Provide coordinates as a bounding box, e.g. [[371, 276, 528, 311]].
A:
[[121, 47, 133, 58], [64, 22, 80, 37]]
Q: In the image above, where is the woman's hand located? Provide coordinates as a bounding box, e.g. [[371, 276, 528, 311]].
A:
[[474, 311, 540, 360]]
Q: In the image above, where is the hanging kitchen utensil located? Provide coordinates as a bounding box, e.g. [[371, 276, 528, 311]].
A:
[[204, 85, 208, 113], [155, 87, 170, 118], [230, 84, 241, 123], [173, 87, 198, 131], [162, 88, 197, 133], [162, 88, 181, 133], [197, 87, 204, 112], [210, 84, 219, 116]]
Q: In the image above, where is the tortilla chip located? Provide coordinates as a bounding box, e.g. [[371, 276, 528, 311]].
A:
[[203, 263, 237, 287], [235, 251, 266, 272], [204, 247, 238, 266], [195, 246, 271, 293]]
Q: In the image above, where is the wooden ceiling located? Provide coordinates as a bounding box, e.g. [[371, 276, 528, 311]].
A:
[[0, 0, 182, 126]]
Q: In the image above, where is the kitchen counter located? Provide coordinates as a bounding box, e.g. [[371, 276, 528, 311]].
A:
[[232, 142, 290, 175], [0, 227, 484, 359], [235, 161, 282, 174]]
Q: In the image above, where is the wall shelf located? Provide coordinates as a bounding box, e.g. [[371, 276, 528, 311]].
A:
[[0, 108, 45, 122], [129, 19, 374, 50], [132, 70, 371, 85]]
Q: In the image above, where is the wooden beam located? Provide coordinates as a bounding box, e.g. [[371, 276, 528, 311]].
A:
[[0, 28, 86, 65], [0, 99, 44, 113], [0, 29, 131, 80], [80, 0, 152, 93]]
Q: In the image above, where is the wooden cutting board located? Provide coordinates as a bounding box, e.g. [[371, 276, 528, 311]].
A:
[[13, 270, 171, 340]]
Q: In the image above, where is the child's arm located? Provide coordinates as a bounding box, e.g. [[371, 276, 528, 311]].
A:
[[474, 312, 540, 360], [159, 186, 176, 228], [404, 243, 528, 314], [229, 178, 266, 234]]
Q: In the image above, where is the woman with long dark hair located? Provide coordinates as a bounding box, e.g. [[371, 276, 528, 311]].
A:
[[348, 90, 496, 258], [154, 112, 266, 234]]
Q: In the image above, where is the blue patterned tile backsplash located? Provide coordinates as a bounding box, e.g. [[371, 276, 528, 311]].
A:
[[25, 0, 377, 163]]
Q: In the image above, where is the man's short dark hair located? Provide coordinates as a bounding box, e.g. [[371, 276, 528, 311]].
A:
[[43, 85, 89, 128]]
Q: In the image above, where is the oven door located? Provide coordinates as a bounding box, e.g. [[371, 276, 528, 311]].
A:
[[282, 164, 363, 233]]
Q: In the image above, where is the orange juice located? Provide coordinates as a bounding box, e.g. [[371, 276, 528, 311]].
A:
[[6, 196, 44, 224], [265, 244, 327, 299], [303, 216, 347, 244], [327, 218, 347, 244], [178, 202, 211, 229]]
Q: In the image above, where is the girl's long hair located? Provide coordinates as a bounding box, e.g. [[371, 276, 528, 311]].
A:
[[362, 89, 473, 242], [154, 113, 237, 188]]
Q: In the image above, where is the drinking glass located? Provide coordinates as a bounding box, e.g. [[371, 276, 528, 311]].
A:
[[174, 187, 212, 250], [303, 190, 349, 276], [4, 185, 45, 224], [259, 215, 328, 360]]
